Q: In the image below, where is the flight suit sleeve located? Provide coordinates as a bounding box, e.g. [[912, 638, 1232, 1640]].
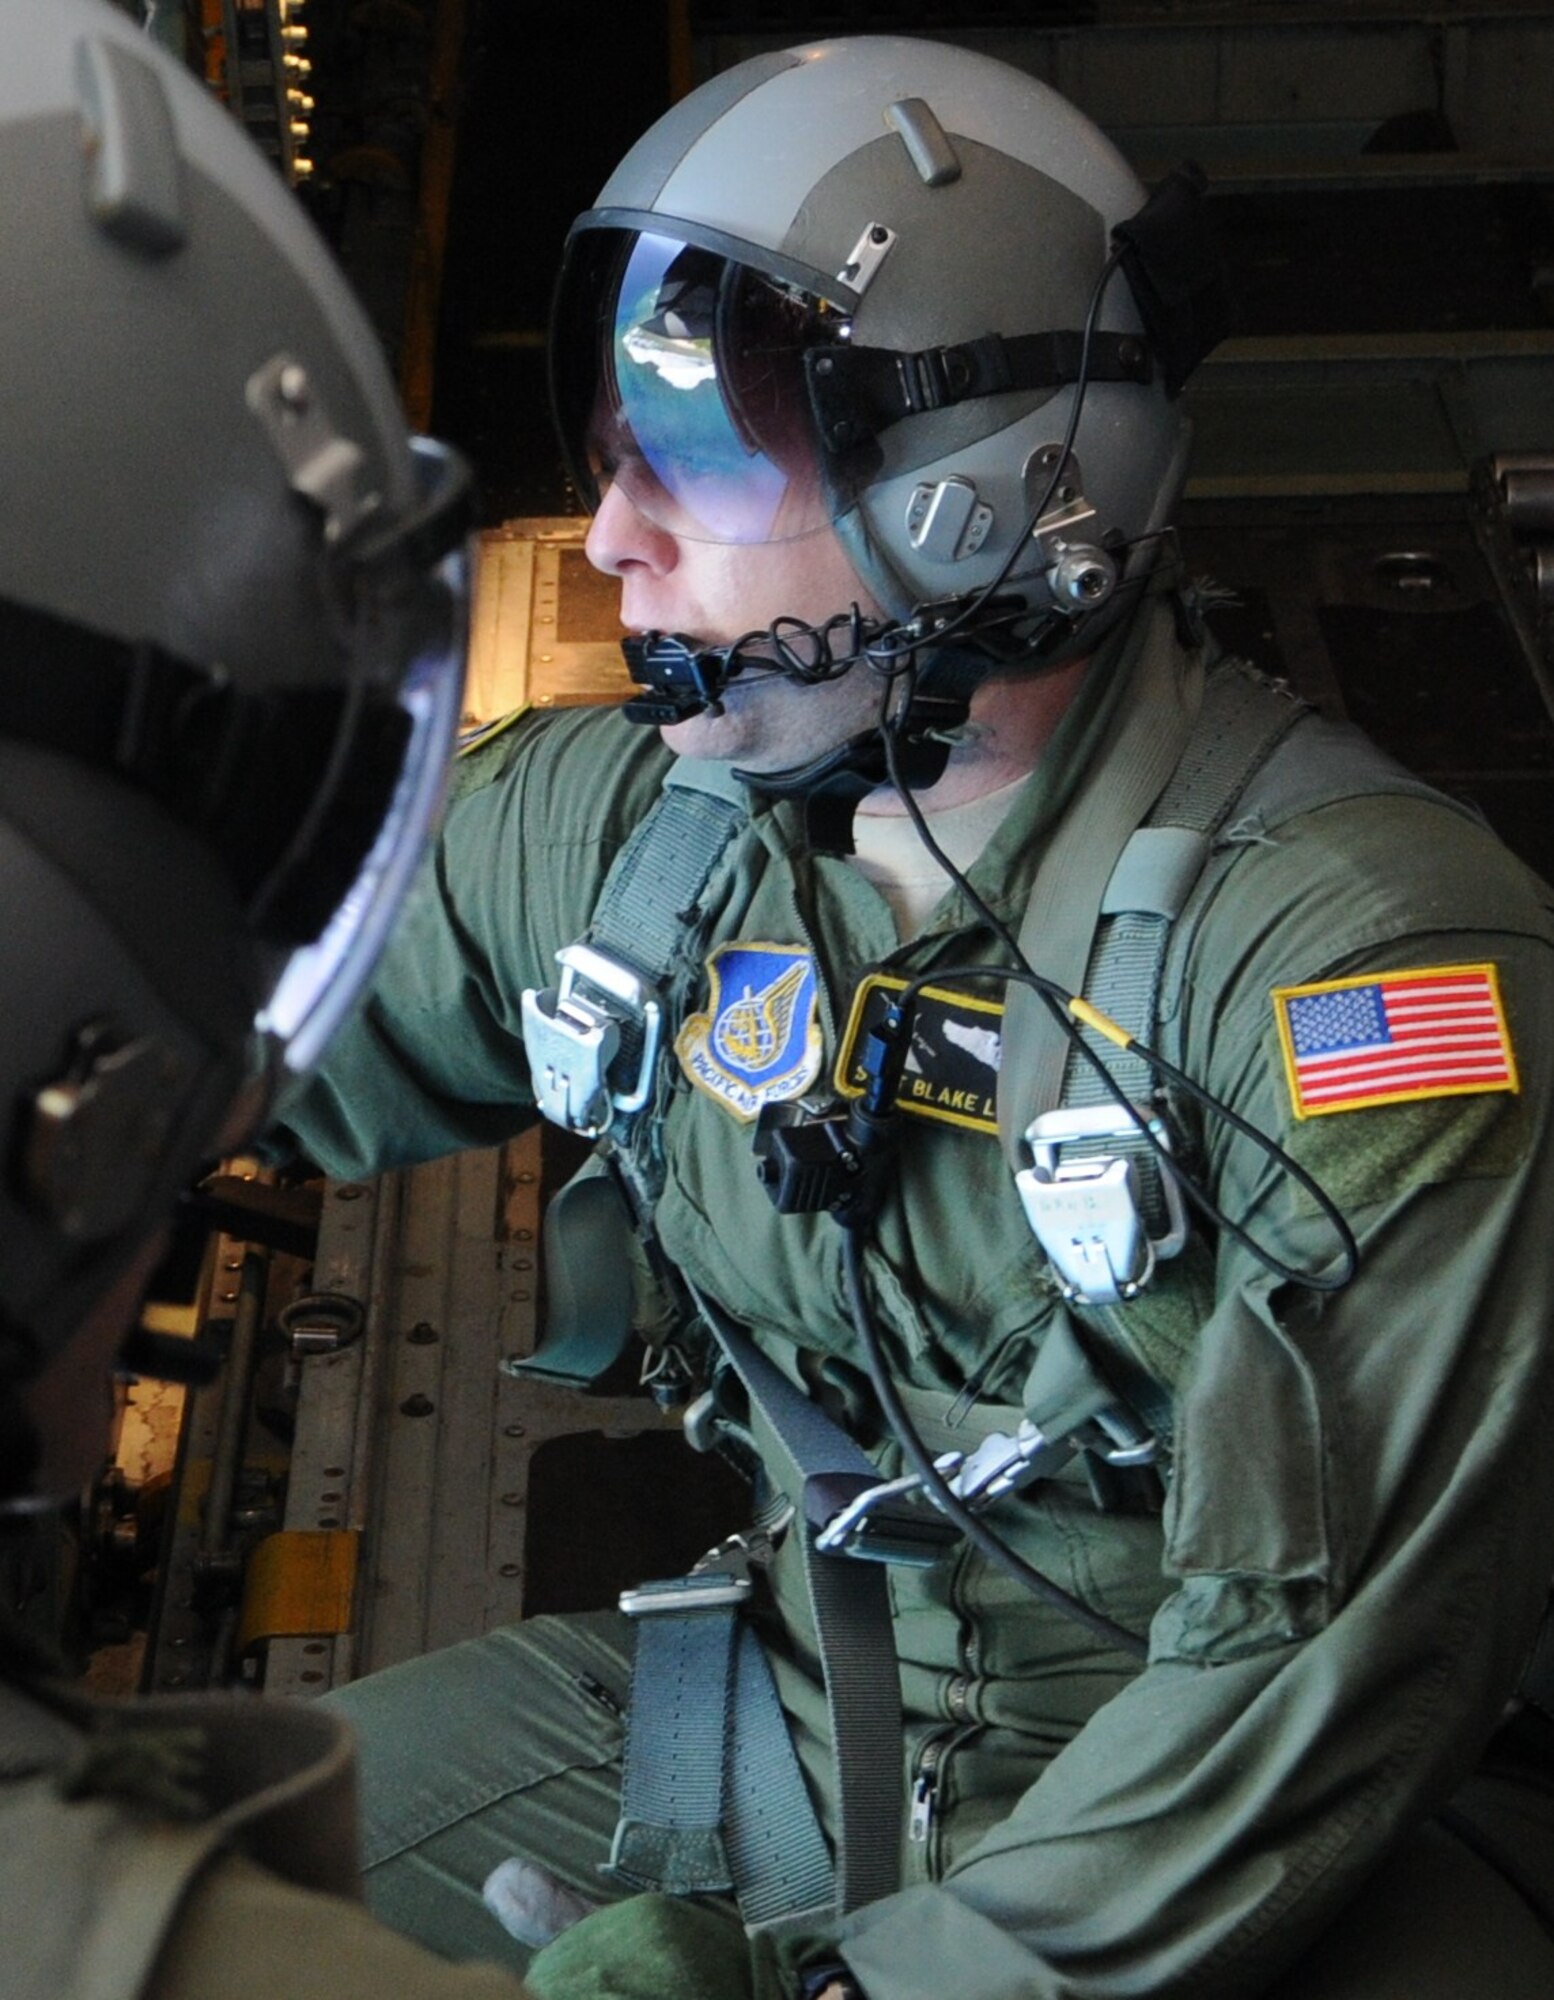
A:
[[149, 1850, 535, 2000], [272, 709, 669, 1180], [829, 796, 1554, 1999]]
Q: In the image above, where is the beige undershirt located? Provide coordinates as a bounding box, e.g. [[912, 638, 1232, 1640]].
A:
[[849, 774, 1031, 937]]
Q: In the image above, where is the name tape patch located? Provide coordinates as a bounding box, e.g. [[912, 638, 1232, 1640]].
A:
[[836, 974, 1004, 1136], [1272, 962, 1517, 1120], [676, 942, 823, 1123]]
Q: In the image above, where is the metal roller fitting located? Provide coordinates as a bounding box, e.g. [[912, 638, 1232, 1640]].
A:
[[1048, 546, 1117, 610], [1500, 467, 1554, 539]]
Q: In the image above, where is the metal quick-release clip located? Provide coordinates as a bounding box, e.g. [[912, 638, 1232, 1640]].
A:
[[1015, 1104, 1189, 1306], [810, 1401, 1156, 1564], [520, 943, 662, 1139], [617, 1537, 758, 1617]]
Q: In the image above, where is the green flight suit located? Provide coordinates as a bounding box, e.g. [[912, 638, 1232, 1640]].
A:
[[282, 611, 1554, 1998]]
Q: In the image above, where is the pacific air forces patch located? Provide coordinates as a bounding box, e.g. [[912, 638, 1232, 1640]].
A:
[[675, 943, 823, 1122]]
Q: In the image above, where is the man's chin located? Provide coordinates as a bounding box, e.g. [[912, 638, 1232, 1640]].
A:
[[658, 710, 754, 764]]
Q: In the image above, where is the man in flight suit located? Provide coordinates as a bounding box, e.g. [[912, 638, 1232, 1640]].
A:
[[282, 36, 1554, 2000], [0, 6, 536, 1996]]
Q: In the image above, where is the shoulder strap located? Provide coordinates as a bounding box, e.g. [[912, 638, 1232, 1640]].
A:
[[1018, 661, 1484, 1411], [1046, 663, 1308, 1233], [1155, 708, 1484, 1032], [518, 758, 751, 1387], [584, 758, 748, 997], [996, 596, 1204, 1171]]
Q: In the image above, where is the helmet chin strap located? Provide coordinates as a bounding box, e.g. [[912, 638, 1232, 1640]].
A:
[[616, 573, 1127, 850], [737, 648, 990, 854], [618, 614, 1023, 853]]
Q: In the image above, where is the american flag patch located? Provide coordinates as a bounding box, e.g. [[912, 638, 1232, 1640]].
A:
[[1273, 963, 1518, 1119]]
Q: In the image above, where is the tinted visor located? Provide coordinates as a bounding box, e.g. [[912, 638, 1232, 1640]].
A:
[[554, 224, 845, 545]]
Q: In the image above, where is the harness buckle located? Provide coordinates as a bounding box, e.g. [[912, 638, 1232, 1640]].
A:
[[618, 1568, 753, 1617], [520, 943, 662, 1138], [1016, 1104, 1189, 1306], [810, 1472, 960, 1568], [939, 1407, 1156, 1506], [939, 1420, 1074, 1506]]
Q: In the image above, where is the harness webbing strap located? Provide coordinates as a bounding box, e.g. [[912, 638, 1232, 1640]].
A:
[[587, 762, 747, 984], [1056, 666, 1307, 1224], [516, 760, 749, 1389], [610, 1608, 738, 1895], [692, 1288, 905, 1916], [997, 598, 1204, 1173], [723, 1623, 838, 1924]]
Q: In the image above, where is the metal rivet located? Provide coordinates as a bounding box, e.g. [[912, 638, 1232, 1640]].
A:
[[504, 1422, 526, 1439], [499, 1563, 521, 1577], [335, 1184, 366, 1201], [399, 1393, 435, 1418], [278, 362, 310, 411], [501, 1491, 525, 1506], [406, 1321, 439, 1345]]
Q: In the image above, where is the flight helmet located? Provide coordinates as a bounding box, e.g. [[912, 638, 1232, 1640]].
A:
[[0, 0, 470, 1456], [552, 36, 1224, 673]]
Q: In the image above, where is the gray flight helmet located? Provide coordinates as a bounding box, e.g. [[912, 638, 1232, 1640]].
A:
[[559, 35, 1196, 641], [0, 0, 469, 1459]]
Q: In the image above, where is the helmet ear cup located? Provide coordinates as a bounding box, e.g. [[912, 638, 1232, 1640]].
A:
[[0, 747, 252, 1393]]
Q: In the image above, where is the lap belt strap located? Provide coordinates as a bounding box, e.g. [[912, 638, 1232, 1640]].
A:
[[611, 1567, 835, 1923], [612, 1282, 921, 1923], [692, 1287, 912, 1917]]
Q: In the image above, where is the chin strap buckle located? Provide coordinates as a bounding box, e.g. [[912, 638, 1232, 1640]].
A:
[[520, 943, 662, 1138], [1015, 1104, 1189, 1306]]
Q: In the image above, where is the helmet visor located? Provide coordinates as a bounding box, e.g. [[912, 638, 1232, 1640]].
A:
[[554, 225, 843, 546], [257, 436, 469, 1098]]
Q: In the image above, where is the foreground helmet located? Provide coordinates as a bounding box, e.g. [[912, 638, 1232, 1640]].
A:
[[0, 0, 468, 1417], [553, 36, 1221, 657]]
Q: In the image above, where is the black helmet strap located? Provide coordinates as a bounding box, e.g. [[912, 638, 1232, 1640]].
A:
[[806, 327, 1152, 454]]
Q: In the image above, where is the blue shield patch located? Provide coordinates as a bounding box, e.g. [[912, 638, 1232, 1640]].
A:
[[675, 943, 823, 1122]]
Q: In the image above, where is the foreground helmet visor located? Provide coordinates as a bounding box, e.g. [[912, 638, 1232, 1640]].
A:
[[259, 435, 469, 1092], [554, 222, 846, 545]]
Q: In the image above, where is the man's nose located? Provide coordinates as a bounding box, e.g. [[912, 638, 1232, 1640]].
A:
[[585, 478, 679, 579]]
